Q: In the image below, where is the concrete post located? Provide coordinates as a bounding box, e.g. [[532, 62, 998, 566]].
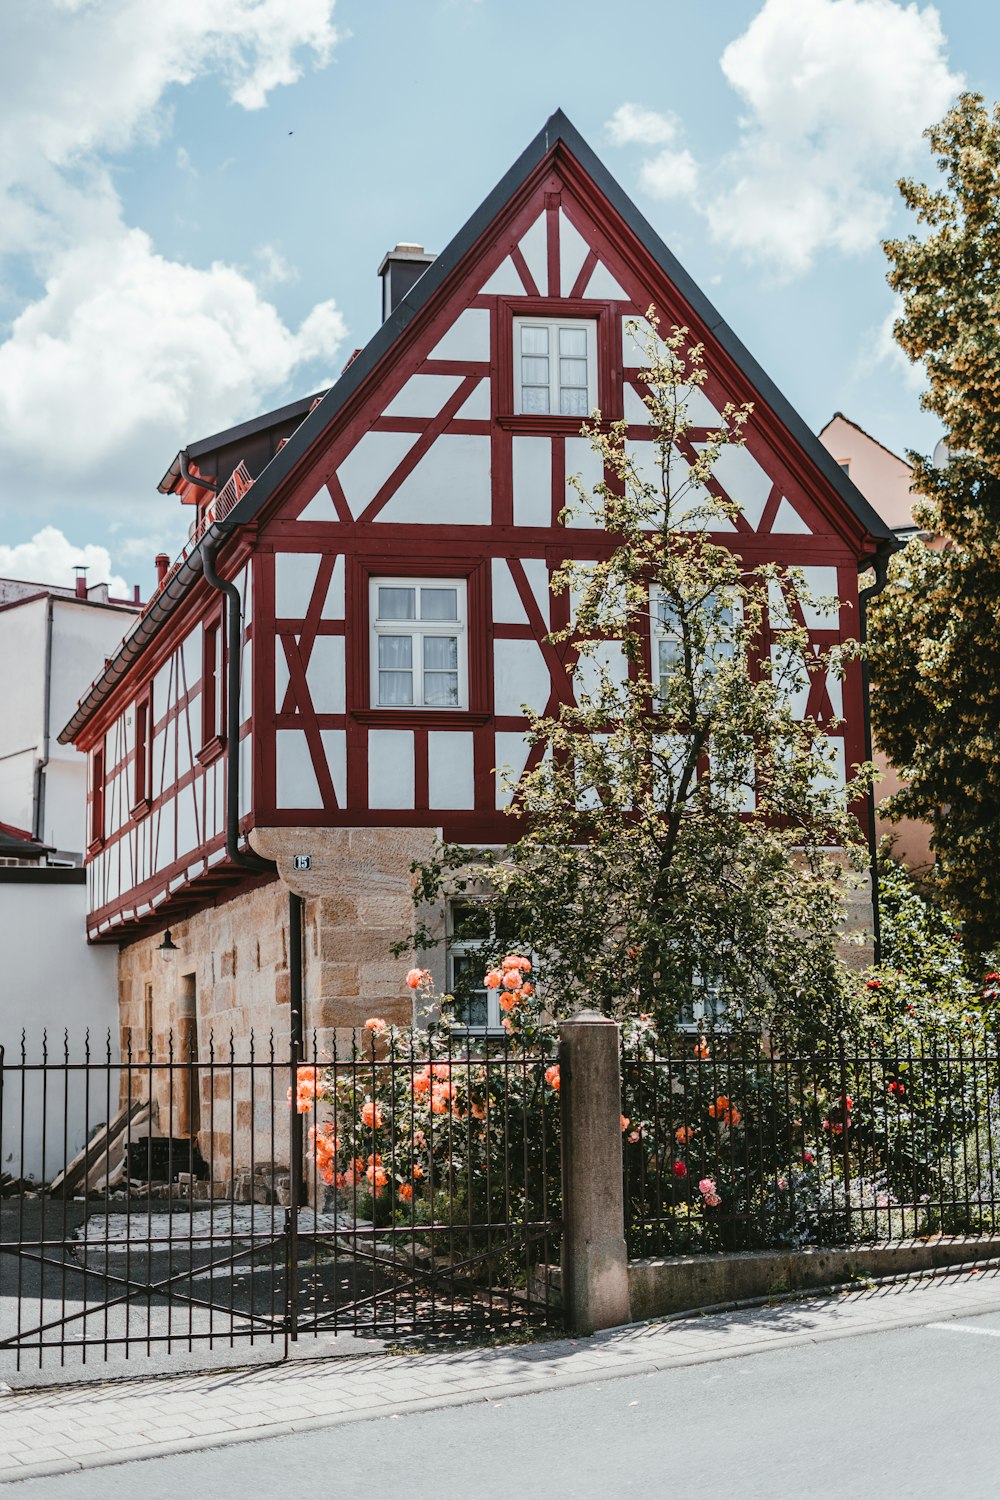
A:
[[559, 1010, 630, 1334]]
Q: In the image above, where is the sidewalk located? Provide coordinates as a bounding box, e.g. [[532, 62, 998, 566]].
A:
[[3, 1263, 1000, 1484]]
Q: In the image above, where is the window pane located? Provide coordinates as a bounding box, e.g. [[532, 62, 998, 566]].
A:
[[424, 672, 459, 706], [377, 587, 415, 620], [658, 638, 682, 682], [559, 326, 588, 357], [379, 671, 413, 705], [423, 636, 458, 671], [420, 588, 458, 621], [559, 386, 588, 417], [451, 903, 490, 940], [521, 356, 549, 385], [378, 635, 412, 669], [522, 385, 550, 414], [521, 325, 549, 355], [453, 991, 489, 1028], [559, 357, 588, 388]]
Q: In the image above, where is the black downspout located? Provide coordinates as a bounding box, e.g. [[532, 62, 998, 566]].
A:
[[288, 889, 306, 1330], [202, 539, 275, 876], [858, 543, 894, 966]]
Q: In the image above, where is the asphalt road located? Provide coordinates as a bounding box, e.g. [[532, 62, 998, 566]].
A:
[[10, 1306, 1000, 1499]]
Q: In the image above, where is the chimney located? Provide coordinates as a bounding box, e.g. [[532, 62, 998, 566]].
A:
[[133, 584, 141, 604], [155, 553, 170, 589], [74, 566, 87, 599], [378, 243, 436, 322]]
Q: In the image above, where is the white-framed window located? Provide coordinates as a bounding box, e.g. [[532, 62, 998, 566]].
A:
[[514, 317, 598, 417], [649, 585, 739, 701], [447, 903, 503, 1034], [369, 577, 467, 709], [678, 975, 729, 1033]]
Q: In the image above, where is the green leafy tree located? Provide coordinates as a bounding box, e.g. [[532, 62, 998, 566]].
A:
[[875, 91, 1000, 955], [415, 315, 873, 1044]]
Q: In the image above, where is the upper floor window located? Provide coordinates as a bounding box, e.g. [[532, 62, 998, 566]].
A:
[[650, 586, 738, 701], [514, 317, 597, 417], [369, 578, 467, 709]]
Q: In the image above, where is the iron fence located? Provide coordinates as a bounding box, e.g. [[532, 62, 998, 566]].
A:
[[622, 1030, 1000, 1258], [0, 1027, 561, 1372]]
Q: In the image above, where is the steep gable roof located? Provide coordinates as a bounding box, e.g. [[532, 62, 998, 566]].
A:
[[61, 110, 897, 745], [221, 110, 897, 551]]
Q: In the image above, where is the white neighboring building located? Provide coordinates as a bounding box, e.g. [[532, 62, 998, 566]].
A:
[[0, 572, 141, 1180]]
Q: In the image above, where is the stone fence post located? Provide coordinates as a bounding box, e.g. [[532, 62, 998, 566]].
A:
[[559, 1009, 630, 1333]]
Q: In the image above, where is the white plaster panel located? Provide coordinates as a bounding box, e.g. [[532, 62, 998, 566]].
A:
[[622, 316, 669, 368], [320, 729, 346, 807], [337, 430, 418, 519], [494, 732, 532, 809], [322, 555, 345, 619], [377, 435, 491, 525], [239, 732, 251, 816], [428, 732, 475, 809], [574, 642, 629, 702], [480, 256, 524, 296], [175, 717, 192, 781], [428, 308, 490, 363], [565, 436, 605, 527], [153, 656, 173, 711], [582, 259, 627, 299], [306, 635, 346, 713], [275, 644, 290, 709], [521, 558, 552, 626], [176, 788, 197, 862], [239, 563, 252, 627], [491, 559, 529, 625], [368, 730, 415, 809], [275, 552, 320, 619], [798, 567, 841, 628], [518, 214, 548, 293], [277, 729, 322, 810], [772, 498, 811, 534], [512, 437, 551, 527], [493, 638, 551, 717], [558, 209, 590, 296], [384, 373, 463, 419], [812, 737, 847, 794], [624, 384, 653, 425], [704, 443, 774, 531], [455, 379, 490, 421], [771, 639, 810, 719], [241, 637, 252, 721], [768, 578, 793, 629], [181, 629, 200, 693], [298, 484, 340, 522], [158, 794, 175, 871]]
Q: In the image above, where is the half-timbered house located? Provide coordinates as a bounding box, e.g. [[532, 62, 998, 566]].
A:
[[61, 112, 896, 1067]]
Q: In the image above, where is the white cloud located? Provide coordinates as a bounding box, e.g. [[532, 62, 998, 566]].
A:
[[709, 0, 962, 275], [861, 297, 926, 393], [606, 2, 961, 277], [0, 1, 344, 569], [0, 527, 129, 599], [606, 104, 700, 201], [0, 228, 345, 475]]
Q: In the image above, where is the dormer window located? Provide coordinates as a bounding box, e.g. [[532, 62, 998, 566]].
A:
[[514, 318, 597, 416]]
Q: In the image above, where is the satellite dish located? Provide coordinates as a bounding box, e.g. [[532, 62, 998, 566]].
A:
[[932, 438, 951, 470]]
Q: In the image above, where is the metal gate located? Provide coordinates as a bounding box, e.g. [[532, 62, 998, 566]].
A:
[[0, 1030, 562, 1374]]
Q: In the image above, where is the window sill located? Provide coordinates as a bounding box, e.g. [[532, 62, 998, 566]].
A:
[[352, 709, 490, 727], [86, 838, 105, 858], [129, 798, 151, 822], [496, 414, 603, 436], [196, 734, 226, 768]]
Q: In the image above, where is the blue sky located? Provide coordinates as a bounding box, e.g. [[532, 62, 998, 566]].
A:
[[0, 0, 992, 597]]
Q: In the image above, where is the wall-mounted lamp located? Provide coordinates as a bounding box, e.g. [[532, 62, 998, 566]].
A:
[[158, 929, 179, 962]]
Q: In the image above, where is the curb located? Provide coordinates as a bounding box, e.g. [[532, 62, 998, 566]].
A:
[[4, 1280, 1000, 1484]]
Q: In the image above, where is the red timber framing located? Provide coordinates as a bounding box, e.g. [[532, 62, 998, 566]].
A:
[[64, 111, 895, 941]]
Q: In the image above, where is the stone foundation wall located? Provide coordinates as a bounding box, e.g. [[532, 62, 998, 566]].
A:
[[116, 826, 442, 1181]]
